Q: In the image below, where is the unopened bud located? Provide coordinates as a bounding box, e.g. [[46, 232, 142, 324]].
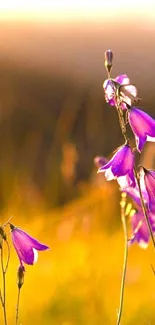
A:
[[10, 223, 15, 231], [0, 226, 6, 241], [17, 265, 25, 289], [104, 49, 113, 75], [0, 236, 3, 249]]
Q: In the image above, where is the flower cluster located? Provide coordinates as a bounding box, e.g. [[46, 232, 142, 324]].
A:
[[96, 50, 155, 248]]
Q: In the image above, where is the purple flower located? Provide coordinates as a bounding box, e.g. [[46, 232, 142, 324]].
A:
[[94, 156, 108, 169], [10, 224, 49, 266], [130, 211, 150, 249], [130, 208, 155, 249], [128, 107, 155, 152], [139, 167, 155, 212], [97, 144, 135, 189], [125, 182, 148, 209], [103, 74, 137, 109]]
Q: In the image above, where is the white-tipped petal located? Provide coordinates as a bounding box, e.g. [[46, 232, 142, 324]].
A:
[[138, 240, 148, 249], [33, 248, 38, 264], [146, 135, 155, 142], [104, 167, 115, 181]]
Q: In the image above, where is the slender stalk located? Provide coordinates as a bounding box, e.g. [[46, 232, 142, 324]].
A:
[[4, 241, 10, 274], [151, 264, 155, 276], [16, 288, 21, 325], [116, 193, 128, 325], [0, 289, 3, 306], [1, 246, 8, 325], [116, 105, 129, 143]]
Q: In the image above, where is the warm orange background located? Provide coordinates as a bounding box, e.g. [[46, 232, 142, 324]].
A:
[[0, 2, 155, 324]]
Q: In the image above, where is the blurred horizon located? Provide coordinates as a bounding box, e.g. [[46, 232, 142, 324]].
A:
[[0, 0, 155, 23]]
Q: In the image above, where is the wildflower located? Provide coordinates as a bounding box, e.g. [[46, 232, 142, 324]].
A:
[[94, 156, 108, 169], [128, 107, 155, 152], [139, 167, 155, 212], [125, 183, 148, 209], [97, 144, 135, 189], [10, 224, 49, 266], [130, 211, 150, 249], [103, 74, 138, 109]]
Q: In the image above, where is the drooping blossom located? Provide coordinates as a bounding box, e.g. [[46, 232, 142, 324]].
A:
[[130, 211, 150, 249], [10, 224, 49, 266], [139, 167, 155, 212], [123, 172, 155, 248], [103, 74, 138, 109], [125, 182, 148, 209], [97, 144, 135, 189], [128, 107, 155, 152]]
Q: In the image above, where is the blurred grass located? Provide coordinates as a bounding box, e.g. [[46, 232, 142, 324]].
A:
[[0, 183, 154, 325]]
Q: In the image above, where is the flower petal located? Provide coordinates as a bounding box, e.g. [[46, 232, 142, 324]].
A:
[[117, 172, 135, 190], [139, 167, 155, 212], [125, 182, 148, 208], [128, 107, 155, 152], [14, 228, 49, 251], [131, 212, 149, 249], [11, 226, 49, 266], [115, 74, 129, 85], [98, 144, 135, 188], [33, 248, 38, 264], [12, 232, 35, 265]]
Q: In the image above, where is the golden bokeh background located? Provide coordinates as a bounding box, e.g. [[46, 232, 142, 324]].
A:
[[0, 2, 155, 324]]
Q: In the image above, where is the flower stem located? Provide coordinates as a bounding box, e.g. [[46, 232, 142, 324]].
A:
[[134, 169, 155, 249], [1, 246, 8, 325], [116, 193, 128, 325], [16, 288, 21, 325], [116, 104, 129, 143], [5, 241, 10, 274]]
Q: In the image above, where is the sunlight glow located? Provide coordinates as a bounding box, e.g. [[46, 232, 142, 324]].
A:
[[0, 0, 154, 22]]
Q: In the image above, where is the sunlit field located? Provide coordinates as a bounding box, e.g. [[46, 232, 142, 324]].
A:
[[2, 183, 155, 325]]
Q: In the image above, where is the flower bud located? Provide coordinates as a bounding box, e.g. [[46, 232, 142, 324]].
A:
[[104, 49, 113, 75], [0, 226, 6, 241], [10, 223, 15, 231], [17, 265, 25, 289], [0, 236, 3, 249]]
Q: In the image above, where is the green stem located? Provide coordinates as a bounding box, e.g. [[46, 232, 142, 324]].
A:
[[116, 193, 128, 325], [4, 241, 10, 274], [1, 247, 8, 325], [16, 288, 21, 325], [117, 105, 129, 143]]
